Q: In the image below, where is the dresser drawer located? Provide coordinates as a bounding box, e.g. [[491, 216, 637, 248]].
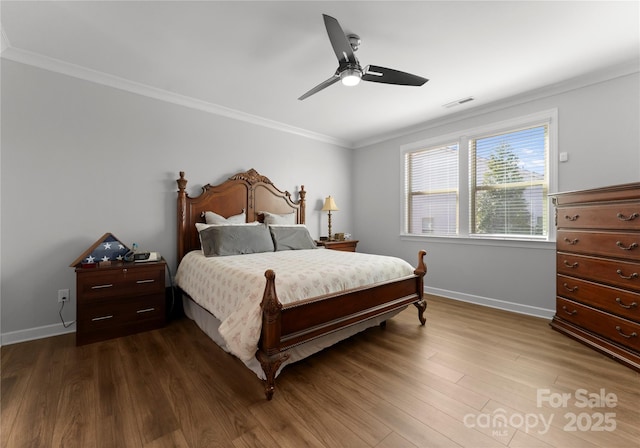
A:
[[557, 297, 640, 352], [557, 229, 640, 260], [77, 294, 165, 343], [78, 294, 164, 325], [557, 203, 640, 230], [557, 252, 640, 291], [77, 265, 164, 300], [557, 274, 640, 322]]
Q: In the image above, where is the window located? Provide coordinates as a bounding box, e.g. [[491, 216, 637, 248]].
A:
[[402, 110, 556, 243], [470, 125, 548, 237], [404, 143, 459, 236]]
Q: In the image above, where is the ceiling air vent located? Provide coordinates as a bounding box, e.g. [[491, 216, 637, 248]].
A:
[[443, 96, 475, 108]]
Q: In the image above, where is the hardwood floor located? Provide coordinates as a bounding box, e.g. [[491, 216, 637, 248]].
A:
[[2, 295, 639, 447]]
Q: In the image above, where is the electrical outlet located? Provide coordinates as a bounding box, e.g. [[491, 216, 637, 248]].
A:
[[58, 289, 70, 303]]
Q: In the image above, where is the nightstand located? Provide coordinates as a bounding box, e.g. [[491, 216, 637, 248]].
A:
[[75, 260, 166, 345], [316, 240, 359, 252]]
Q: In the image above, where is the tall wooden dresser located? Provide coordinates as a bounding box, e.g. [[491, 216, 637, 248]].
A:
[[551, 182, 640, 371]]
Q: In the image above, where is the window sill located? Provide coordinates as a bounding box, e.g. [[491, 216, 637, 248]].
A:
[[399, 233, 556, 250]]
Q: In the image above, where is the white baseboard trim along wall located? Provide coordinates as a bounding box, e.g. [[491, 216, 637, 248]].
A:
[[424, 286, 555, 320], [1, 322, 75, 346], [1, 287, 554, 346]]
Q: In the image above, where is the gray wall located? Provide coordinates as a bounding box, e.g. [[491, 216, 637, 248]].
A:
[[2, 58, 638, 343], [353, 72, 640, 317], [1, 60, 353, 342]]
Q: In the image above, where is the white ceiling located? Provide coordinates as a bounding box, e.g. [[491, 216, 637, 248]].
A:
[[2, 1, 639, 148]]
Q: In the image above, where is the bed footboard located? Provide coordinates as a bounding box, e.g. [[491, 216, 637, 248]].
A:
[[256, 250, 427, 400]]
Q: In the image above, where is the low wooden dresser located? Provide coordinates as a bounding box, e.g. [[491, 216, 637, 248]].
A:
[[76, 260, 166, 345], [551, 182, 640, 371]]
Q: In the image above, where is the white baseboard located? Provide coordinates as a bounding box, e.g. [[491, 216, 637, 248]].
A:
[[1, 322, 75, 346], [424, 286, 555, 320], [1, 289, 553, 346]]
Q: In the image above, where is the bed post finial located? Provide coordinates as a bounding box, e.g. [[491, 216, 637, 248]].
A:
[[177, 171, 187, 193], [260, 270, 282, 356], [415, 250, 427, 277]]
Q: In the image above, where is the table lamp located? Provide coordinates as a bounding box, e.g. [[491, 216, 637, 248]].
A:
[[321, 196, 339, 240]]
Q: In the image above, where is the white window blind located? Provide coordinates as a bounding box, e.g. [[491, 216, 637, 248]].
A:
[[404, 143, 459, 235], [470, 124, 549, 237]]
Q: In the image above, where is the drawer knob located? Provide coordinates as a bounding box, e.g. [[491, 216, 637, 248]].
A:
[[615, 298, 638, 309], [563, 238, 579, 245], [616, 241, 638, 251], [616, 269, 639, 280], [563, 283, 578, 292], [91, 284, 113, 290], [564, 214, 579, 221], [563, 260, 578, 268], [136, 279, 155, 284], [617, 212, 639, 222], [91, 315, 113, 321], [615, 326, 638, 339], [562, 305, 577, 316]]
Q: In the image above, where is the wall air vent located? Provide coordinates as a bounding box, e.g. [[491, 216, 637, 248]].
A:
[[442, 96, 475, 108]]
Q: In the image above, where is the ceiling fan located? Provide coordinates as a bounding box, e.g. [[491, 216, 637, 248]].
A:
[[298, 14, 429, 100]]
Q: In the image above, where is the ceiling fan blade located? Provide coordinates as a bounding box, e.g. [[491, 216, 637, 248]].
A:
[[323, 14, 357, 64], [362, 65, 428, 86], [298, 75, 340, 100]]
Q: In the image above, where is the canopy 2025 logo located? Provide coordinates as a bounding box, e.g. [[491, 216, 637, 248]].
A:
[[463, 388, 617, 435], [537, 388, 617, 432]]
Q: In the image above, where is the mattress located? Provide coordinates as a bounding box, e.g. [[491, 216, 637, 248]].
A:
[[175, 248, 415, 361]]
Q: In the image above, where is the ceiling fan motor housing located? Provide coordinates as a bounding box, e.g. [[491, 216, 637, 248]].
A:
[[347, 34, 361, 51]]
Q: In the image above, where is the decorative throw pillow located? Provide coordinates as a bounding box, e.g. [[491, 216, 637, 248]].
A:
[[196, 222, 260, 254], [200, 224, 274, 257], [261, 211, 296, 225], [204, 210, 246, 225], [269, 225, 317, 251]]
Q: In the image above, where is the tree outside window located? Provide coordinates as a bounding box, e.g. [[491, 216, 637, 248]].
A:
[[471, 125, 548, 237]]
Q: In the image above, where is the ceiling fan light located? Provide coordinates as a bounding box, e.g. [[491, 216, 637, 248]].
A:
[[340, 69, 361, 86]]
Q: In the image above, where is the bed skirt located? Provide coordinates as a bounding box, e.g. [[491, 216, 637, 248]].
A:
[[182, 294, 406, 380]]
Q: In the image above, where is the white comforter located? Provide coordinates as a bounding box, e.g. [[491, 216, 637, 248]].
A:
[[175, 249, 415, 361]]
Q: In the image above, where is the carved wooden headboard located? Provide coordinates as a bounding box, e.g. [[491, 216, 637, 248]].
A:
[[176, 169, 306, 262]]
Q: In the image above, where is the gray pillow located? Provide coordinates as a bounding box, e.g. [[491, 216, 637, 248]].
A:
[[200, 224, 274, 256], [269, 225, 317, 251]]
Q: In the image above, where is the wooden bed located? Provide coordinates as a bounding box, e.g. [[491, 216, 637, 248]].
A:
[[176, 168, 427, 399]]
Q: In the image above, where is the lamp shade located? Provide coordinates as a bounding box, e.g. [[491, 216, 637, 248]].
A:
[[321, 196, 339, 212]]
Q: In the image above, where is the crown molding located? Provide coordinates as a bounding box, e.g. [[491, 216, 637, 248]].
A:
[[4, 43, 637, 151], [354, 59, 640, 149], [1, 46, 352, 148]]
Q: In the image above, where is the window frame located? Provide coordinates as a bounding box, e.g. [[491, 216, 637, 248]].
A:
[[400, 109, 558, 247]]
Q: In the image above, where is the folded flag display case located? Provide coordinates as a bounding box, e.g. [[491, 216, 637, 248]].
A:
[[70, 233, 130, 267]]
